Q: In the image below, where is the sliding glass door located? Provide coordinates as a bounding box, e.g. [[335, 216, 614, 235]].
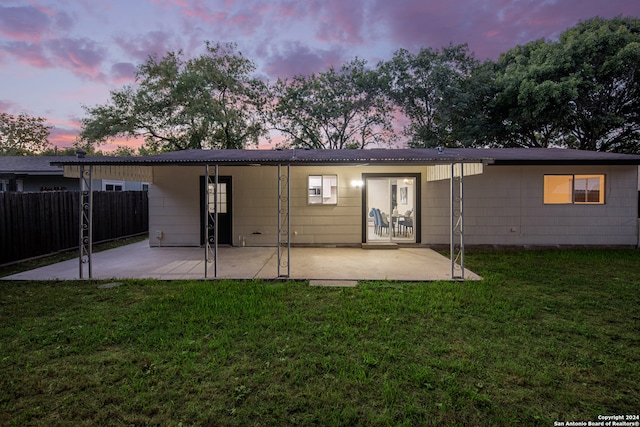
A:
[[365, 175, 418, 243]]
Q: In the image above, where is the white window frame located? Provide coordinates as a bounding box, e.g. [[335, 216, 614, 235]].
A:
[[207, 182, 227, 213], [308, 175, 338, 205], [102, 180, 124, 192]]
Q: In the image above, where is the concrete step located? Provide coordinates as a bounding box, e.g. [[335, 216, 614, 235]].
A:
[[309, 280, 358, 287], [361, 242, 399, 250]]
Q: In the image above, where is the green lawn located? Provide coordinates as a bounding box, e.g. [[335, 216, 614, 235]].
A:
[[1, 249, 638, 426]]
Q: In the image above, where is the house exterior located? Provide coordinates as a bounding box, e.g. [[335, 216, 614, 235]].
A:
[[53, 148, 640, 250], [0, 156, 148, 192]]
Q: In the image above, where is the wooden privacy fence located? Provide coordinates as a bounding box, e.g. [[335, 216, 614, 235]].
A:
[[0, 191, 148, 265]]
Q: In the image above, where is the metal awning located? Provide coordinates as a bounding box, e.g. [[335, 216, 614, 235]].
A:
[[52, 147, 640, 281]]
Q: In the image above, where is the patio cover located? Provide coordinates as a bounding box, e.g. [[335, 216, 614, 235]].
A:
[[51, 147, 640, 281]]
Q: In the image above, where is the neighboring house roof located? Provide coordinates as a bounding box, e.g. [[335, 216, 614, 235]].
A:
[[49, 148, 640, 167], [0, 156, 72, 175]]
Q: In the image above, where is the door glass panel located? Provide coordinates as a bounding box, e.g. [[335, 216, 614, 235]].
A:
[[208, 183, 227, 213], [366, 177, 416, 243]]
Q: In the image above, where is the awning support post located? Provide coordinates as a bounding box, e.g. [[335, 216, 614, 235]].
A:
[[277, 164, 290, 278], [450, 162, 465, 280], [79, 165, 93, 279], [205, 164, 218, 278]]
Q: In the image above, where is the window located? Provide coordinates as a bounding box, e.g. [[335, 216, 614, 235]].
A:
[[0, 179, 23, 192], [103, 180, 124, 191], [574, 175, 604, 203], [544, 174, 605, 204], [308, 175, 338, 205], [208, 183, 227, 213]]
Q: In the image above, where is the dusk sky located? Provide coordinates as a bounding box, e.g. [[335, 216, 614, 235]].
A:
[[1, 0, 640, 152]]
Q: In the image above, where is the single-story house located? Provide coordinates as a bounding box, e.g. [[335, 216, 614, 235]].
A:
[[52, 147, 640, 279], [0, 156, 148, 192]]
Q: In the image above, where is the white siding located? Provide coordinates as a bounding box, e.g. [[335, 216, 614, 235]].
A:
[[148, 164, 427, 247], [423, 165, 639, 246], [239, 165, 427, 246], [148, 166, 202, 246], [229, 166, 279, 246], [149, 163, 639, 247]]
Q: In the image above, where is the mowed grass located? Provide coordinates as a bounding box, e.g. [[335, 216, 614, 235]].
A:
[[0, 249, 638, 426]]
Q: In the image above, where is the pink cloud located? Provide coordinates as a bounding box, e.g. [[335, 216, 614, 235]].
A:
[[276, 0, 308, 19], [0, 5, 50, 43], [314, 0, 367, 44], [269, 0, 368, 45], [170, 0, 274, 40], [47, 120, 149, 153], [152, 0, 197, 9], [165, 0, 227, 24], [2, 41, 51, 67], [99, 136, 148, 153], [226, 7, 265, 36], [45, 38, 107, 81], [372, 0, 640, 60], [371, 1, 497, 57], [114, 31, 180, 62], [49, 127, 80, 150], [0, 4, 73, 44], [111, 62, 137, 84], [0, 5, 108, 81], [184, 8, 226, 23], [262, 42, 347, 79], [0, 100, 21, 114], [46, 116, 81, 129]]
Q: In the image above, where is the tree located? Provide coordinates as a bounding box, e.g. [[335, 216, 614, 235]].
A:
[[40, 146, 79, 156], [379, 45, 478, 148], [489, 40, 576, 148], [487, 17, 640, 153], [557, 17, 640, 153], [107, 144, 160, 156], [109, 145, 137, 156], [0, 112, 52, 155], [268, 59, 396, 149], [447, 60, 500, 146], [79, 42, 268, 152]]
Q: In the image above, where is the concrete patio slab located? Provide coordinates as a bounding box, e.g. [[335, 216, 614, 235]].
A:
[[2, 239, 481, 281]]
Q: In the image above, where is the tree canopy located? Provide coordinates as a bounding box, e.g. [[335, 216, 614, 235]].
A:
[[0, 112, 52, 155], [268, 59, 396, 149], [559, 17, 640, 152], [487, 16, 640, 152], [79, 42, 268, 152], [378, 44, 479, 148], [73, 17, 640, 153]]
